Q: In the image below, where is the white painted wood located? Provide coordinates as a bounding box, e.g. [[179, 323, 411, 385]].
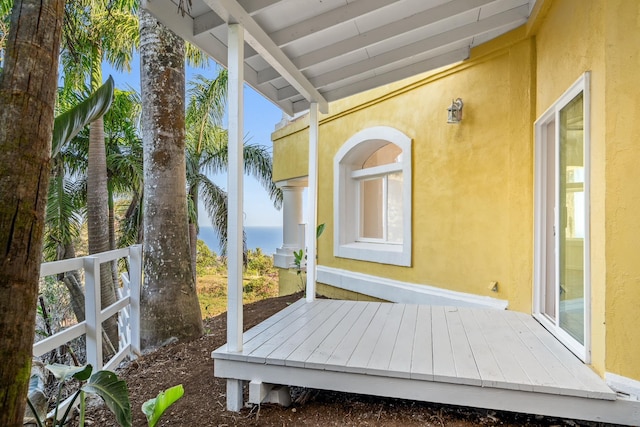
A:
[[304, 301, 369, 369], [226, 379, 244, 411], [33, 322, 86, 357], [305, 102, 319, 302], [366, 303, 405, 376], [203, 0, 329, 113], [324, 303, 381, 369], [456, 308, 507, 389], [410, 304, 433, 380], [193, 0, 279, 36], [227, 23, 245, 353], [387, 304, 417, 377], [444, 308, 481, 385], [103, 346, 130, 372], [84, 256, 102, 370], [285, 301, 354, 368], [268, 0, 401, 47], [266, 300, 346, 364], [40, 257, 84, 277], [129, 244, 142, 358], [607, 372, 640, 400], [101, 296, 130, 321], [318, 266, 507, 311], [431, 306, 457, 383], [345, 303, 392, 373], [215, 358, 640, 426]]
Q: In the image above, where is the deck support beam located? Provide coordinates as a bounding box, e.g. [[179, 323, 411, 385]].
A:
[[305, 103, 319, 302]]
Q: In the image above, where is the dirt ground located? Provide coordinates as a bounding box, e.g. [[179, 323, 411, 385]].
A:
[[83, 293, 617, 426]]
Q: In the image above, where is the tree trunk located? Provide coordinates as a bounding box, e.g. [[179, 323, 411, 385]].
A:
[[189, 185, 198, 282], [0, 1, 64, 425], [60, 243, 85, 322], [139, 9, 203, 350], [87, 115, 119, 354]]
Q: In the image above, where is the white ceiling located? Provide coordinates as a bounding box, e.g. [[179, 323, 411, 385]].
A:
[[143, 0, 536, 115]]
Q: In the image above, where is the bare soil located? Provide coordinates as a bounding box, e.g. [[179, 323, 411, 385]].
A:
[[83, 293, 616, 426]]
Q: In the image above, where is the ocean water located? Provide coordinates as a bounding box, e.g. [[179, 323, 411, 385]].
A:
[[198, 226, 283, 255]]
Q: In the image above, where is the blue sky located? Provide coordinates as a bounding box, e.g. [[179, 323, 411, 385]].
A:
[[103, 56, 284, 228]]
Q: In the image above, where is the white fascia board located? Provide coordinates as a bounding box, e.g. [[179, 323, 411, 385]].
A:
[[316, 265, 509, 310]]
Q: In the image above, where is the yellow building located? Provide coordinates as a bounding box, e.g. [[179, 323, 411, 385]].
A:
[[272, 0, 640, 397]]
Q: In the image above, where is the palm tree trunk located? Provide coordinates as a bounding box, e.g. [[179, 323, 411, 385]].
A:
[[189, 185, 199, 282], [87, 116, 119, 355], [140, 9, 203, 349], [0, 1, 64, 425], [59, 243, 86, 322]]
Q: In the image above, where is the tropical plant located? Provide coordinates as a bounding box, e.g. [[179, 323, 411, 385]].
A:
[[141, 384, 184, 427], [26, 364, 131, 427], [185, 70, 283, 276], [292, 223, 326, 291], [0, 2, 64, 424]]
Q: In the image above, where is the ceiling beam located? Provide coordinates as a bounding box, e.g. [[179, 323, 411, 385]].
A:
[[256, 0, 498, 86], [193, 0, 280, 36], [269, 0, 402, 47], [204, 0, 328, 113], [277, 5, 528, 98]]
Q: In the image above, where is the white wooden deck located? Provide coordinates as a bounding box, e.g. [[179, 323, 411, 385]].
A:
[[212, 299, 640, 425]]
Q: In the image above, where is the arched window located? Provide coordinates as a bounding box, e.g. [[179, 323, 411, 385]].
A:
[[334, 126, 412, 266]]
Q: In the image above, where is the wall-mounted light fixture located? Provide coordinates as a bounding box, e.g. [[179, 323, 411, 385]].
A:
[[447, 98, 464, 124]]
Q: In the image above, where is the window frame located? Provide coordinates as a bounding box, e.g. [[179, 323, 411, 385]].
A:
[[334, 126, 412, 266]]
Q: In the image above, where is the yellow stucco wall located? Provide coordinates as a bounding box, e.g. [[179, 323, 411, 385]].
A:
[[274, 30, 536, 313], [273, 0, 640, 382]]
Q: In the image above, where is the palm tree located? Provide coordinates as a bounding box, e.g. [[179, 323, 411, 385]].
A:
[[60, 0, 139, 350], [185, 71, 282, 278], [139, 8, 203, 349], [0, 1, 64, 424]]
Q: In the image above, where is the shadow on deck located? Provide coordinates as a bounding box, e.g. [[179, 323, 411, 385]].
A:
[[212, 299, 640, 425]]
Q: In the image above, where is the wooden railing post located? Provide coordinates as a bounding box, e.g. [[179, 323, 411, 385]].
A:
[[84, 256, 103, 370], [128, 244, 142, 358]]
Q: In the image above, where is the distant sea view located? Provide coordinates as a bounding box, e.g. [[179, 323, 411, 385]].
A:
[[199, 226, 283, 255]]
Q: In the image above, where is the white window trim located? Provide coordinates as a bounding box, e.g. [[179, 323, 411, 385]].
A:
[[334, 126, 412, 266], [533, 72, 591, 362]]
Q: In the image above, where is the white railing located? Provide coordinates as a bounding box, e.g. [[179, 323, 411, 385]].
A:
[[34, 245, 142, 371]]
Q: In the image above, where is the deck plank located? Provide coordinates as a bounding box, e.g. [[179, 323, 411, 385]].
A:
[[470, 308, 532, 390], [387, 304, 418, 378], [345, 303, 393, 373], [456, 307, 507, 388], [304, 302, 370, 369], [410, 304, 433, 380], [444, 308, 481, 385], [367, 304, 406, 375], [243, 300, 339, 363], [284, 301, 356, 368], [431, 305, 457, 382], [266, 300, 347, 365], [324, 303, 382, 370], [515, 312, 616, 400]]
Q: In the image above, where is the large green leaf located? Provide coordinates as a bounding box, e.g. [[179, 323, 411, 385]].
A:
[[46, 363, 93, 382], [52, 76, 115, 157], [141, 384, 184, 427], [84, 370, 132, 427]]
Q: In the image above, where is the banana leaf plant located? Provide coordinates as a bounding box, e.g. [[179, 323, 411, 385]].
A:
[[27, 363, 131, 427]]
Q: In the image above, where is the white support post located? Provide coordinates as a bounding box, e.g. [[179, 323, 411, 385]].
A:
[[226, 379, 244, 411], [227, 23, 244, 354], [305, 102, 319, 302], [129, 244, 142, 358], [84, 256, 103, 370]]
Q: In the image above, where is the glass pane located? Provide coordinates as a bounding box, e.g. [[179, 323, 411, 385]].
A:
[[362, 143, 402, 168], [559, 92, 584, 345], [360, 178, 383, 239], [387, 172, 403, 243], [544, 120, 556, 321]]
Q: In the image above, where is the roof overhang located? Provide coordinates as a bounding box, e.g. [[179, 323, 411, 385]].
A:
[[143, 0, 536, 115]]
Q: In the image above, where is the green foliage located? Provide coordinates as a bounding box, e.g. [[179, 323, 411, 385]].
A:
[[52, 76, 115, 157], [246, 248, 273, 276], [196, 239, 218, 275], [27, 364, 131, 427], [141, 384, 184, 427]]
